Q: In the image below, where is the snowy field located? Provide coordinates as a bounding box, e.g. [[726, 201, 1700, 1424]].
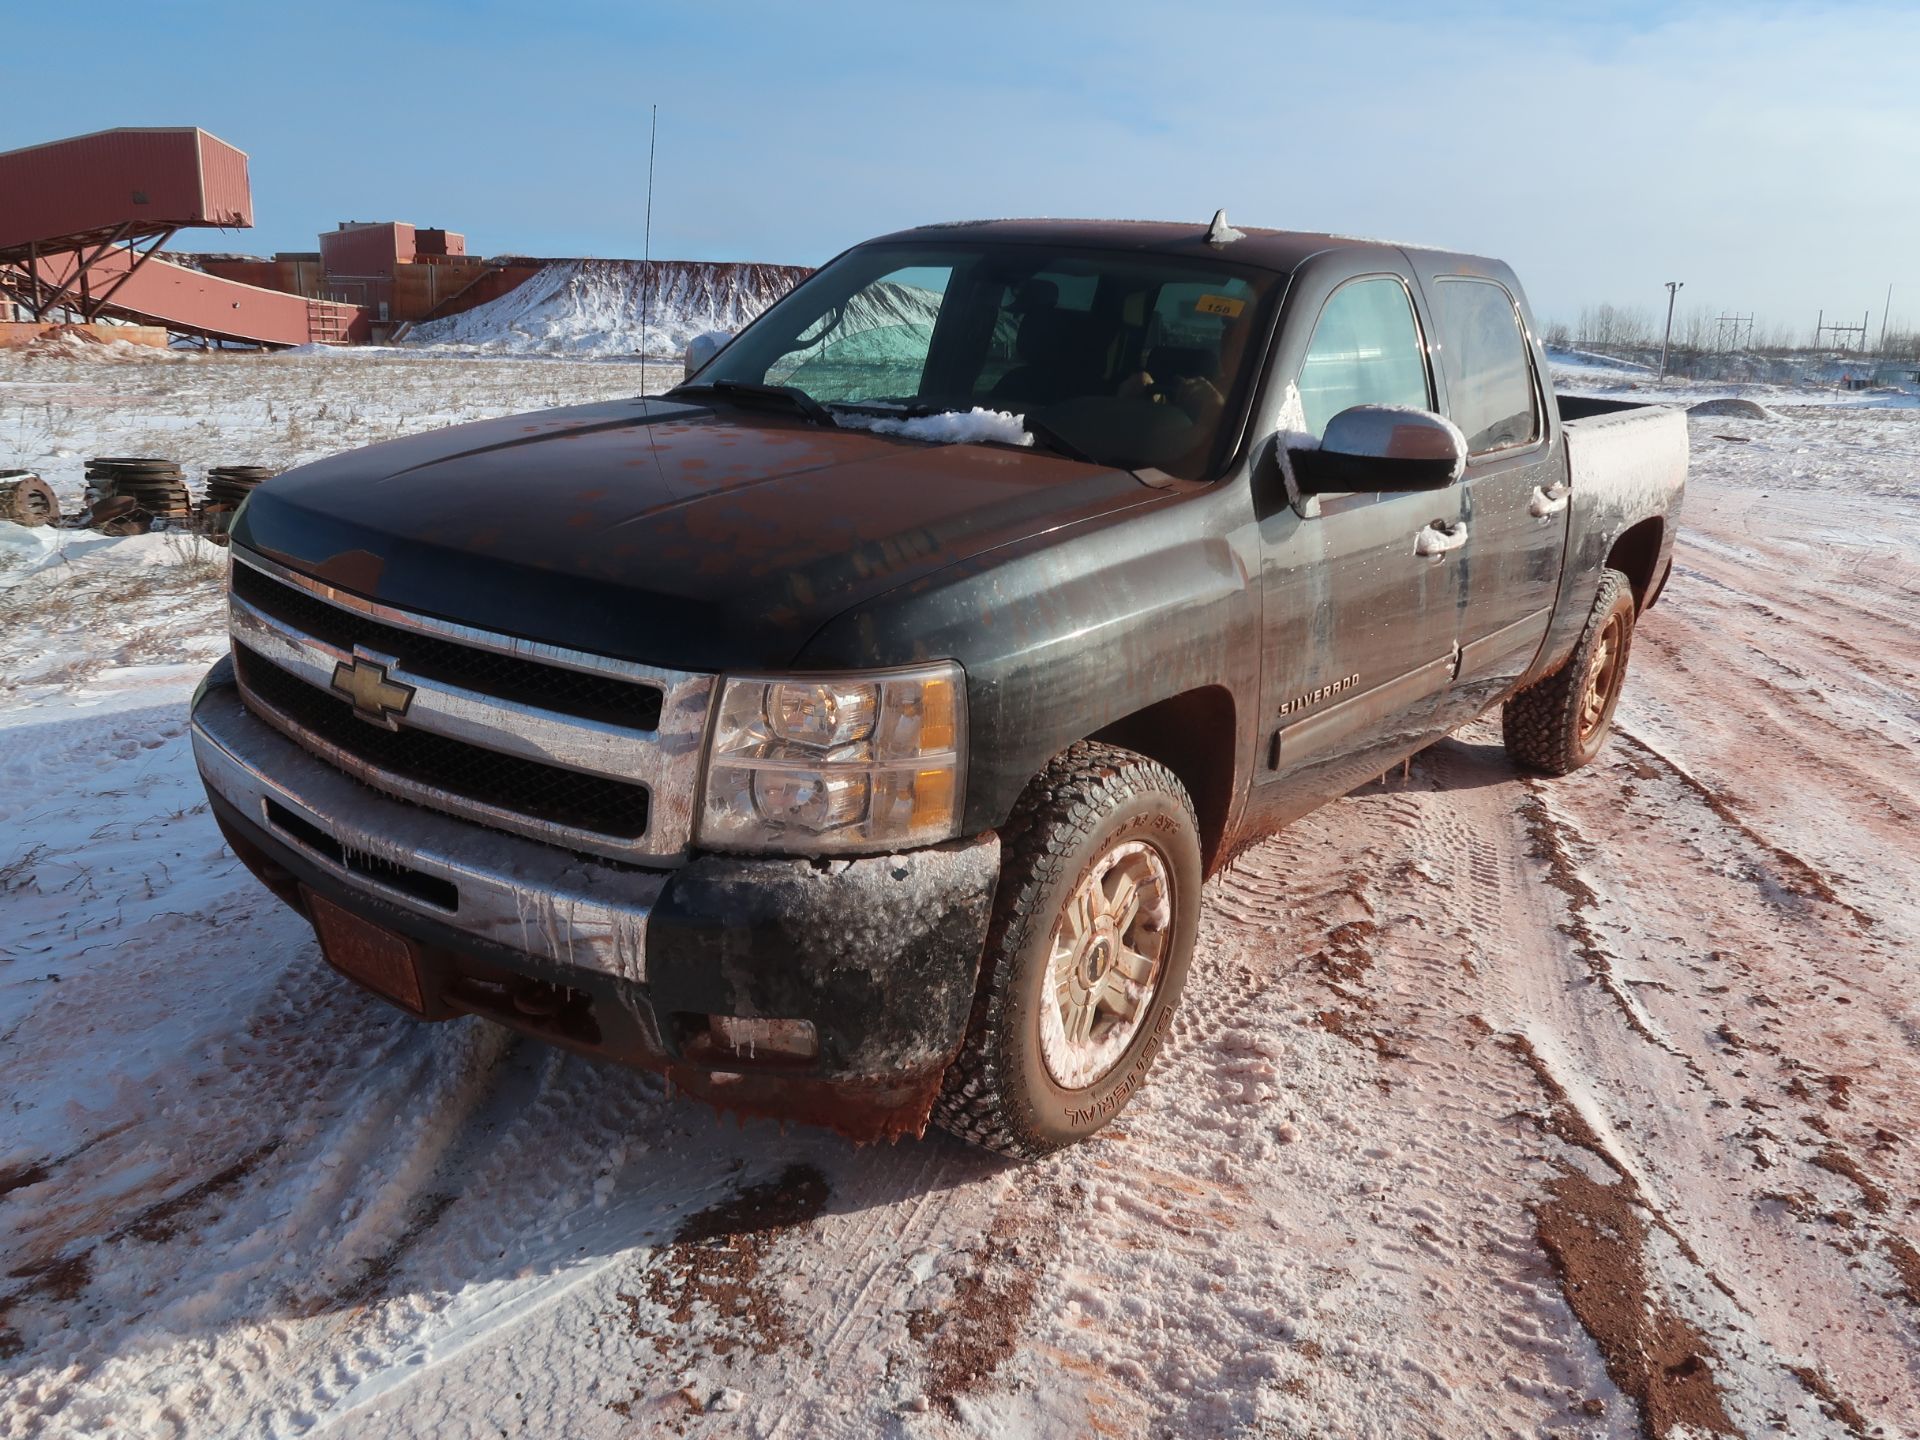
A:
[[2, 351, 1918, 1439]]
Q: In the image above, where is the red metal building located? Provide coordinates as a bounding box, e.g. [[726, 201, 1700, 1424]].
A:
[[0, 126, 365, 346], [4, 126, 509, 345], [0, 128, 252, 258], [319, 222, 415, 281]]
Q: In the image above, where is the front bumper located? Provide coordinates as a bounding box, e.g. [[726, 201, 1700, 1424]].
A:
[[191, 660, 1000, 1139]]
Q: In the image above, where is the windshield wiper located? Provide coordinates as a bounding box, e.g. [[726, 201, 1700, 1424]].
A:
[[678, 380, 837, 427], [825, 399, 944, 419], [1021, 415, 1102, 467]]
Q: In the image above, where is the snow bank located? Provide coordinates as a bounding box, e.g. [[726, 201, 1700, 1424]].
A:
[[837, 407, 1032, 447], [1686, 397, 1778, 420], [681, 329, 734, 377], [0, 528, 224, 589], [1547, 344, 1655, 375], [0, 520, 61, 572], [14, 326, 175, 363]]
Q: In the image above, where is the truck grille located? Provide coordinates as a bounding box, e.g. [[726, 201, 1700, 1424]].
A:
[[231, 562, 663, 729], [234, 645, 653, 838], [225, 549, 715, 862]]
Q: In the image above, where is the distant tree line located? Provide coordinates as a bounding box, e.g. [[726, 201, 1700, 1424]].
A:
[[1536, 307, 1920, 389], [1541, 304, 1920, 364]]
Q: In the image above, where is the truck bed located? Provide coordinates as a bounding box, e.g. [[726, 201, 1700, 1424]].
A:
[[1560, 395, 1688, 502], [1535, 393, 1690, 674]]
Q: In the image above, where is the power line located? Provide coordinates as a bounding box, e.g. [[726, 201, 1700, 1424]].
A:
[[1813, 307, 1868, 352], [1714, 313, 1754, 353]]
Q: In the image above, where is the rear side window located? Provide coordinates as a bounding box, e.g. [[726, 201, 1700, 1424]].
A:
[[1295, 277, 1431, 438], [1434, 279, 1540, 454]]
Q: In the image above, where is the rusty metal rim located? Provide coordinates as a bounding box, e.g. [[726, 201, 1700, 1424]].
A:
[[1579, 611, 1628, 745]]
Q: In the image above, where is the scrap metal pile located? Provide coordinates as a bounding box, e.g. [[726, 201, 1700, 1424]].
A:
[[0, 458, 277, 542]]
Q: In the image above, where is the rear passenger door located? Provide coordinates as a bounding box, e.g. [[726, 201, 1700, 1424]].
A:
[[1251, 271, 1466, 828], [1418, 272, 1568, 720]]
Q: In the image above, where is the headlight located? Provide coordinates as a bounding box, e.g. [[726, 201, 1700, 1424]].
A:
[[697, 662, 965, 853]]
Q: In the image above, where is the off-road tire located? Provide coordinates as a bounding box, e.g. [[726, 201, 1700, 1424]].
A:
[[934, 741, 1202, 1159], [1503, 567, 1637, 776]]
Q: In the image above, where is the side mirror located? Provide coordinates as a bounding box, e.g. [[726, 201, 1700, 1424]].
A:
[[682, 329, 734, 378], [1289, 405, 1465, 494]]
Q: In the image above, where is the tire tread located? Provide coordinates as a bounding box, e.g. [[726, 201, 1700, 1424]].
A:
[[1503, 567, 1634, 776], [933, 741, 1196, 1159]]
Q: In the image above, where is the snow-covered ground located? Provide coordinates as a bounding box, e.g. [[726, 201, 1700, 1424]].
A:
[[3, 353, 1918, 1439], [1549, 346, 1920, 411], [0, 350, 669, 514]]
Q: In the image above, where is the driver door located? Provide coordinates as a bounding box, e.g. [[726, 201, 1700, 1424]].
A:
[[1251, 273, 1466, 828]]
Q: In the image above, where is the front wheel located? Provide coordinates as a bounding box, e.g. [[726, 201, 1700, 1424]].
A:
[[934, 742, 1201, 1158], [1503, 566, 1637, 776]]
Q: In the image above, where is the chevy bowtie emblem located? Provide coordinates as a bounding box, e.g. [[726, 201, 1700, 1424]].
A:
[[330, 651, 415, 728]]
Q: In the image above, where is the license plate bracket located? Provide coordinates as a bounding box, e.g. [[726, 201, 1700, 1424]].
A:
[[303, 887, 425, 1012]]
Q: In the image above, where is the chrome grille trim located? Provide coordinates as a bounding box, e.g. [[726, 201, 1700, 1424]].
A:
[[227, 547, 714, 862], [233, 548, 677, 686]]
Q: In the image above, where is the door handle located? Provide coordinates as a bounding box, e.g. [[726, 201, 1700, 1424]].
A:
[[1414, 519, 1468, 558], [1529, 482, 1571, 518]]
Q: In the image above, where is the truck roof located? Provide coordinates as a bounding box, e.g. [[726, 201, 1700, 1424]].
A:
[[871, 217, 1495, 275]]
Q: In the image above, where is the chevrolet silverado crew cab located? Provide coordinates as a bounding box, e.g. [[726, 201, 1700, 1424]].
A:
[[191, 216, 1685, 1157]]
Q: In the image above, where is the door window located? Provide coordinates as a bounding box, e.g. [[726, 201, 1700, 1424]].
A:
[[1295, 278, 1431, 438], [1434, 279, 1540, 455]]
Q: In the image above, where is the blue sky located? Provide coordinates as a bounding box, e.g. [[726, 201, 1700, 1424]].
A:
[[6, 1, 1917, 335]]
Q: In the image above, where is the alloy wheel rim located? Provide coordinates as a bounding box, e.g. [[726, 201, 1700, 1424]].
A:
[[1579, 613, 1627, 744], [1038, 840, 1172, 1090]]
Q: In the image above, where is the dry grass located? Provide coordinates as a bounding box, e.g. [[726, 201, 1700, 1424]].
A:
[[158, 529, 227, 583], [0, 349, 667, 511]]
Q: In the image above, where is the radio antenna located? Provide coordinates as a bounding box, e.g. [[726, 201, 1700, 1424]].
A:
[[641, 103, 658, 392]]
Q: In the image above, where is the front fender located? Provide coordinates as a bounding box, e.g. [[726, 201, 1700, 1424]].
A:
[[797, 480, 1263, 834]]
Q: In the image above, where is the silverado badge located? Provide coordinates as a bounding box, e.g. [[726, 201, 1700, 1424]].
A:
[[1278, 673, 1360, 716], [331, 652, 415, 729]]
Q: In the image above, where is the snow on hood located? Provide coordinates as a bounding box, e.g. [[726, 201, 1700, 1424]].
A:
[[835, 407, 1033, 448]]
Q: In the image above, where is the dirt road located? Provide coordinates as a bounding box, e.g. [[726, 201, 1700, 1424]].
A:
[[2, 394, 1915, 1439]]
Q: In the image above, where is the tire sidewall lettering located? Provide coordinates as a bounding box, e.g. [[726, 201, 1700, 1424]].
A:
[[1063, 1001, 1172, 1127]]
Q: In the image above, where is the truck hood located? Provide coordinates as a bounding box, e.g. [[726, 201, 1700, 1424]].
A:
[[234, 395, 1162, 671]]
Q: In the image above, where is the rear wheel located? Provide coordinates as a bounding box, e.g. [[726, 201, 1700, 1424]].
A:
[[1503, 567, 1637, 776], [934, 742, 1201, 1159]]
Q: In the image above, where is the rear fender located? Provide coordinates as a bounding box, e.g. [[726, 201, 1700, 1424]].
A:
[[1527, 405, 1687, 684]]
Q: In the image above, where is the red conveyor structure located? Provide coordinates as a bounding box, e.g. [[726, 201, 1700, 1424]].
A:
[[0, 127, 365, 346]]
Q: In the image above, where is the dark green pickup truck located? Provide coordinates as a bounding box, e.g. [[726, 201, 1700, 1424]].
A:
[[191, 215, 1686, 1156]]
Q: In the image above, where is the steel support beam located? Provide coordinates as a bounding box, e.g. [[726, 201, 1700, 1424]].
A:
[[27, 224, 132, 321], [82, 227, 179, 321]]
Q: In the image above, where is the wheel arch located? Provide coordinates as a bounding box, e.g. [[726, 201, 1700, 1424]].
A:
[[1606, 516, 1666, 611], [1086, 685, 1239, 875]]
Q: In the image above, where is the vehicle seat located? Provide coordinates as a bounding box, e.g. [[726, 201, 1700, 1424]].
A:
[[992, 284, 1105, 406]]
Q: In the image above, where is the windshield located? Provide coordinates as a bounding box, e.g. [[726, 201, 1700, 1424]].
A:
[[683, 242, 1282, 481]]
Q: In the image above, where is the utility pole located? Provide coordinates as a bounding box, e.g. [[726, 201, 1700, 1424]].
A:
[[1658, 281, 1683, 380], [1880, 284, 1892, 355]]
